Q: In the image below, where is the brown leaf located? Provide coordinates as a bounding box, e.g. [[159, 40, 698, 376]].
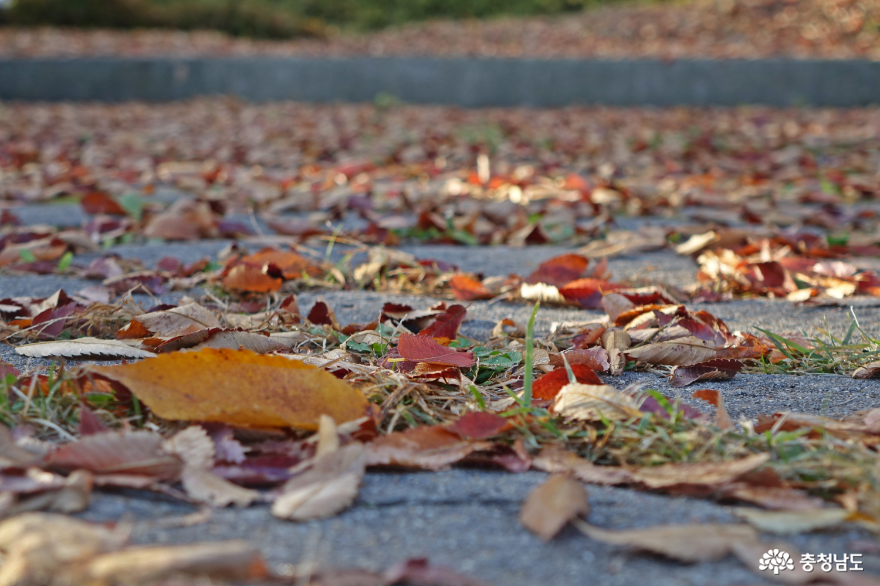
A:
[[553, 383, 642, 422], [549, 348, 609, 372], [80, 192, 127, 216], [365, 426, 491, 470], [382, 558, 491, 586], [573, 520, 758, 563], [134, 303, 221, 338], [47, 431, 183, 480], [601, 293, 635, 323], [180, 467, 260, 508], [238, 247, 318, 279], [632, 453, 771, 494], [532, 447, 635, 486], [90, 349, 370, 430], [397, 333, 475, 368], [83, 540, 265, 584], [671, 359, 742, 388], [519, 474, 589, 541], [161, 329, 289, 354], [853, 361, 880, 379], [272, 442, 365, 521], [626, 336, 716, 366]]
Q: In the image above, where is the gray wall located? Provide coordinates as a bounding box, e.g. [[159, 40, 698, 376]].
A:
[[1, 57, 878, 106]]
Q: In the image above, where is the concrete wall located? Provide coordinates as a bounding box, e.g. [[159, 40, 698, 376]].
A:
[[1, 57, 878, 106]]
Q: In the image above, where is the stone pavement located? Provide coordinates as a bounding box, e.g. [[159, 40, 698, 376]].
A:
[[3, 202, 880, 584]]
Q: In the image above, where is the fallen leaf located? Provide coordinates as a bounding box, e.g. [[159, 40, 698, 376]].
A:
[[134, 303, 221, 337], [671, 359, 742, 387], [419, 304, 467, 341], [691, 388, 734, 429], [160, 329, 289, 354], [222, 264, 282, 292], [626, 336, 716, 366], [445, 411, 511, 440], [238, 247, 317, 279], [397, 333, 475, 368], [83, 540, 265, 584], [450, 274, 494, 301], [382, 558, 491, 586], [549, 348, 609, 372], [525, 254, 589, 287], [47, 431, 182, 480], [853, 361, 880, 379], [553, 383, 642, 422], [365, 426, 491, 470], [519, 474, 589, 541], [163, 426, 215, 469], [272, 442, 365, 521], [80, 192, 127, 215], [573, 519, 758, 563], [90, 349, 370, 430], [532, 447, 635, 486], [15, 338, 157, 360], [734, 508, 850, 535], [632, 454, 771, 494], [180, 467, 260, 508], [601, 293, 635, 323], [532, 365, 602, 400]]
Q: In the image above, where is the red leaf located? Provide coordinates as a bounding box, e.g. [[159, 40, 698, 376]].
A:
[[32, 302, 78, 339], [221, 264, 282, 293], [81, 192, 127, 216], [450, 275, 493, 301], [532, 365, 602, 400], [419, 305, 467, 341], [0, 360, 21, 380], [307, 301, 337, 327], [525, 254, 589, 287], [445, 411, 511, 440], [397, 333, 475, 368], [78, 404, 110, 436]]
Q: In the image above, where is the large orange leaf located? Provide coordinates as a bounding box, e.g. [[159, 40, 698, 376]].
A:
[[90, 349, 369, 430]]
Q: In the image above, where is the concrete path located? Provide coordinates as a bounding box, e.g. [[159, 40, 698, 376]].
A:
[[3, 202, 880, 584]]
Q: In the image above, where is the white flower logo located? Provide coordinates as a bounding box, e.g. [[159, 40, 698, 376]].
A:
[[759, 549, 794, 575]]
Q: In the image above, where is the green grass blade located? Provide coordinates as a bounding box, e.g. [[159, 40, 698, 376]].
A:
[[522, 302, 540, 405]]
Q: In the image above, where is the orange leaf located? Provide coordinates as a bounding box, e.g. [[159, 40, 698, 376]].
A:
[[89, 348, 369, 430], [239, 247, 320, 279], [449, 275, 493, 301], [222, 264, 282, 293], [532, 365, 602, 400]]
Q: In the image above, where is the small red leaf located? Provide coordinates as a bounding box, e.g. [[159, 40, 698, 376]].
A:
[[450, 275, 493, 301], [397, 333, 475, 368], [525, 254, 589, 287], [419, 305, 467, 341], [532, 365, 602, 400], [445, 411, 511, 440]]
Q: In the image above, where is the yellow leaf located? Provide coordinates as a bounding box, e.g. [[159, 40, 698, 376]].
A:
[[90, 349, 369, 430]]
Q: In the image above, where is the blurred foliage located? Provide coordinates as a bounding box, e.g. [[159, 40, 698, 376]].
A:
[[1, 0, 594, 37]]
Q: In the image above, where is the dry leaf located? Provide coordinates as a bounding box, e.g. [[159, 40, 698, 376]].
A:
[[853, 361, 880, 379], [181, 329, 289, 354], [90, 349, 369, 430], [180, 467, 260, 508], [83, 540, 265, 584], [573, 519, 758, 563], [532, 365, 602, 400], [134, 303, 221, 337], [47, 431, 183, 480], [315, 414, 341, 458], [272, 442, 365, 521], [691, 388, 734, 429], [671, 359, 742, 387], [519, 474, 589, 541], [632, 454, 770, 494], [532, 447, 635, 486], [553, 383, 642, 422], [626, 336, 716, 366], [163, 426, 215, 469], [365, 426, 492, 470], [15, 338, 157, 360], [734, 508, 850, 535]]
